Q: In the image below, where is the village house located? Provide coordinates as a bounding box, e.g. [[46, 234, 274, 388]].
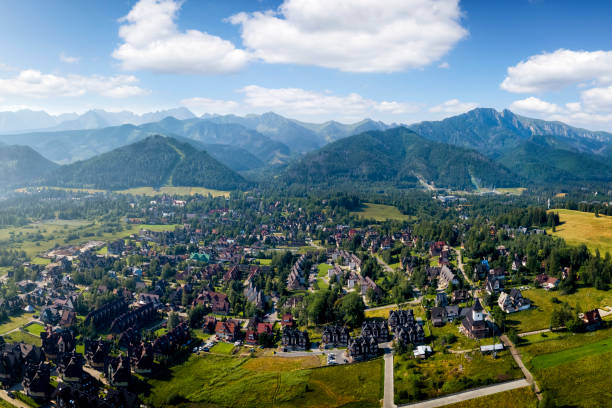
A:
[[193, 291, 230, 314], [452, 289, 471, 304], [347, 335, 378, 362], [84, 339, 111, 369], [536, 273, 560, 290], [105, 355, 131, 387], [57, 352, 84, 383], [321, 325, 350, 348], [215, 319, 241, 342], [582, 309, 603, 331], [23, 361, 52, 399], [361, 321, 389, 343], [461, 299, 490, 339], [282, 327, 310, 351], [389, 309, 424, 346], [431, 307, 448, 327], [498, 289, 532, 313]]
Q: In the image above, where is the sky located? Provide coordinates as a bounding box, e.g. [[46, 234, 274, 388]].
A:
[[1, 0, 612, 129]]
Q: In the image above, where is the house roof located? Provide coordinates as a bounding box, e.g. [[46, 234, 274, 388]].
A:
[[473, 298, 484, 312]]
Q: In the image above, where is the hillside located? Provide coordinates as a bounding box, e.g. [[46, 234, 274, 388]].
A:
[[0, 145, 58, 187], [409, 108, 612, 158], [498, 137, 612, 183], [44, 136, 246, 190], [283, 127, 520, 190]]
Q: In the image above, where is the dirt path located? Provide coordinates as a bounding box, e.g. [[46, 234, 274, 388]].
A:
[[518, 328, 551, 337], [397, 379, 530, 408], [500, 335, 542, 401]]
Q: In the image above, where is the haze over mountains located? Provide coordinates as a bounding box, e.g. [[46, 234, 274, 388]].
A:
[[1, 107, 611, 191]]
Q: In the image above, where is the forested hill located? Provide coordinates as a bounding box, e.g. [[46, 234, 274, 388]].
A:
[[44, 135, 247, 190], [282, 127, 521, 191], [0, 145, 59, 188]]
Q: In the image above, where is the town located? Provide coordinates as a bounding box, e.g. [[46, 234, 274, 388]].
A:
[[0, 188, 609, 408]]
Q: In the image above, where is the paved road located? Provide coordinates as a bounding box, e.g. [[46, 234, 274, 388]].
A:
[[501, 335, 541, 401], [383, 351, 396, 408], [397, 379, 530, 408], [455, 248, 474, 287], [376, 255, 394, 274]]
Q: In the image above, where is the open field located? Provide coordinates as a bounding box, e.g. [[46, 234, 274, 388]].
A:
[[365, 305, 425, 320], [21, 186, 230, 197], [394, 351, 522, 404], [530, 336, 612, 369], [508, 287, 612, 332], [0, 219, 180, 258], [518, 326, 612, 406], [547, 209, 612, 254], [317, 263, 331, 277], [115, 186, 230, 197], [350, 203, 411, 222], [139, 354, 383, 408], [0, 313, 35, 335], [494, 187, 527, 195], [442, 387, 537, 408]]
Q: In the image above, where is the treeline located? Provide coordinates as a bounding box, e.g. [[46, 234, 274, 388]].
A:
[[495, 207, 559, 228]]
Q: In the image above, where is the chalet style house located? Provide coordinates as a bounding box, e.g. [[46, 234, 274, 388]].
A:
[[582, 309, 603, 331], [281, 327, 310, 351], [461, 299, 490, 339], [347, 335, 379, 362], [498, 289, 531, 313], [388, 309, 424, 346], [361, 321, 389, 343], [321, 325, 350, 348], [215, 319, 241, 342]]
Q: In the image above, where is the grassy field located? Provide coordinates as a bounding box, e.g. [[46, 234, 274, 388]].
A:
[[394, 351, 522, 404], [317, 263, 331, 277], [210, 342, 236, 355], [0, 219, 180, 258], [508, 287, 612, 332], [3, 330, 42, 346], [24, 322, 45, 336], [350, 203, 411, 222], [0, 313, 35, 335], [139, 354, 383, 408], [115, 186, 230, 197], [530, 336, 612, 369], [547, 209, 612, 254], [442, 387, 537, 408], [518, 326, 612, 406], [495, 187, 527, 195]]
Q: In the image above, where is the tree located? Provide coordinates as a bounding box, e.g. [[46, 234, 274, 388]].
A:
[[167, 312, 180, 331], [336, 292, 365, 328], [188, 305, 209, 328]]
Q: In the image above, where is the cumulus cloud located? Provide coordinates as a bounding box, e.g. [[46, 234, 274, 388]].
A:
[[239, 85, 421, 117], [180, 97, 240, 115], [581, 85, 612, 111], [59, 52, 80, 64], [0, 69, 149, 98], [501, 49, 612, 93], [113, 0, 250, 74], [509, 96, 562, 115], [429, 99, 478, 115], [230, 0, 467, 73]]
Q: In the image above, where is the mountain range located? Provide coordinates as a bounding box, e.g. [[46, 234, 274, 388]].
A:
[[1, 107, 612, 191]]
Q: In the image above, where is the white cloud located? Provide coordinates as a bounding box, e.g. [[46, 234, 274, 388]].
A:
[[509, 96, 562, 115], [438, 61, 450, 69], [501, 49, 612, 93], [230, 0, 467, 73], [429, 98, 478, 115], [239, 85, 421, 118], [113, 0, 250, 74], [60, 52, 80, 64], [581, 85, 612, 111], [0, 69, 149, 98], [180, 97, 239, 115]]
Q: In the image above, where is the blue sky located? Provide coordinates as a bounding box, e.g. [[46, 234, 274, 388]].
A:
[[1, 0, 612, 129]]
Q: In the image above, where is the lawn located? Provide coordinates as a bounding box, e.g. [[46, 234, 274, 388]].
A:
[[3, 330, 42, 346], [547, 209, 612, 254], [394, 351, 522, 404], [508, 287, 612, 333], [350, 203, 411, 222], [365, 305, 425, 320], [317, 263, 331, 277], [139, 354, 383, 408], [24, 322, 45, 336], [0, 313, 35, 335], [442, 387, 537, 408], [210, 342, 236, 355]]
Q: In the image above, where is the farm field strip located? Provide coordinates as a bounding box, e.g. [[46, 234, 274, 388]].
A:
[[529, 337, 612, 369]]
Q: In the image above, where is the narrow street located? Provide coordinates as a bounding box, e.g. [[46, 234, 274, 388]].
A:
[[382, 345, 396, 408]]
